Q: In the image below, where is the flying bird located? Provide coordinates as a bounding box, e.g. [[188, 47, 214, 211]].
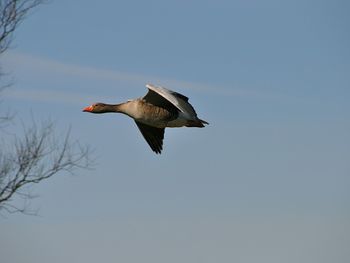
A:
[[83, 84, 209, 154]]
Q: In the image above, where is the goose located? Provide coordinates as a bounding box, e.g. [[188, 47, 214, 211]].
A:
[[83, 84, 209, 154]]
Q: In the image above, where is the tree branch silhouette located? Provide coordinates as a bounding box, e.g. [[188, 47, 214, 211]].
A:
[[0, 0, 93, 215], [0, 121, 91, 214], [0, 0, 45, 54]]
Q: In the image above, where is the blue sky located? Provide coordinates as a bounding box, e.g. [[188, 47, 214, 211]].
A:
[[1, 0, 349, 262]]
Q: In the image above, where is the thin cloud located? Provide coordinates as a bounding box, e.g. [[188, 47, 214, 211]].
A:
[[3, 88, 107, 105], [1, 51, 264, 105], [2, 51, 150, 85]]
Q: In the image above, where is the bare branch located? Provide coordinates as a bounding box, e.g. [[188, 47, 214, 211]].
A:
[[0, 1, 94, 215], [0, 0, 46, 54], [0, 120, 93, 214]]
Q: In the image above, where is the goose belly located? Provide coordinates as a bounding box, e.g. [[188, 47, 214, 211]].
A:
[[127, 100, 191, 128], [135, 115, 187, 128], [130, 102, 176, 128], [136, 118, 169, 128], [137, 117, 188, 128]]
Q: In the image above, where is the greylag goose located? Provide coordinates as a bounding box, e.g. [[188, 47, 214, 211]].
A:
[[83, 84, 208, 154]]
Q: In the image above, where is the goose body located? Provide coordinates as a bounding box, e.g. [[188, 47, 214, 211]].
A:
[[83, 84, 208, 154]]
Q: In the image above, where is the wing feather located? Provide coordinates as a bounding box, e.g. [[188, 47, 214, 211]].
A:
[[145, 84, 198, 118], [134, 121, 165, 154]]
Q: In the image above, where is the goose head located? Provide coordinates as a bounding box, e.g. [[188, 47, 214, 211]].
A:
[[83, 103, 114, 114]]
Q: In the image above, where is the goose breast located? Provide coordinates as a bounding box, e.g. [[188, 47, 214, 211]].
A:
[[125, 99, 177, 128]]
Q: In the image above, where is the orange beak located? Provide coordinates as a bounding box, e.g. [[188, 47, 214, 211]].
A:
[[83, 105, 93, 112]]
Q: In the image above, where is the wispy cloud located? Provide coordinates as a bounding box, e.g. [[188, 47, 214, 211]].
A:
[[3, 88, 107, 105], [2, 51, 152, 85], [1, 51, 262, 105]]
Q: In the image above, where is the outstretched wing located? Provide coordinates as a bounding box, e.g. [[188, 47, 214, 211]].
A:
[[134, 121, 165, 154], [142, 87, 179, 115], [144, 84, 198, 118]]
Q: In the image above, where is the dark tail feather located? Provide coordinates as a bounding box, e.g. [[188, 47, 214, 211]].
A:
[[200, 118, 209, 125], [186, 118, 209, 127]]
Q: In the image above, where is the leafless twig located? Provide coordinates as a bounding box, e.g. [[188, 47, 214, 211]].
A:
[[0, 120, 93, 214], [0, 0, 46, 54]]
